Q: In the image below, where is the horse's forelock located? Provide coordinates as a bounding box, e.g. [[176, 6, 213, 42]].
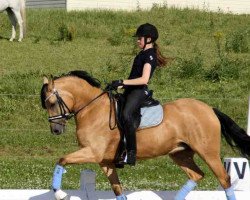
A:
[[40, 83, 48, 109]]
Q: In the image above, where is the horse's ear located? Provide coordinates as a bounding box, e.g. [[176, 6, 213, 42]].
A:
[[43, 76, 49, 84], [48, 79, 54, 92], [43, 76, 54, 91]]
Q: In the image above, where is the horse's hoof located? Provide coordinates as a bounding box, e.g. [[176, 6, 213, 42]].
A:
[[9, 39, 14, 42], [55, 189, 68, 200]]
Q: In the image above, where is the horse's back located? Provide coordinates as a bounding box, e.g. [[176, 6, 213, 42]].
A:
[[0, 0, 21, 11], [163, 98, 216, 119], [163, 98, 220, 130], [162, 98, 221, 151], [0, 0, 9, 11], [0, 0, 23, 10]]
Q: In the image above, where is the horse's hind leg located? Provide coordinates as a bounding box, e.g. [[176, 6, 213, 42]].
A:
[[100, 163, 127, 200], [200, 153, 236, 200], [12, 9, 23, 42], [6, 9, 16, 41], [169, 149, 204, 200]]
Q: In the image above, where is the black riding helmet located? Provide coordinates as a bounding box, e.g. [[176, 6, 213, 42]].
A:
[[134, 23, 159, 43]]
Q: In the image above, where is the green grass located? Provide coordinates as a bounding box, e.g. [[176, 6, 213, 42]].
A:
[[0, 7, 249, 191]]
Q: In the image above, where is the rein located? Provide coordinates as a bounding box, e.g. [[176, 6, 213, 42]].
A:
[[107, 90, 117, 130], [45, 88, 117, 130], [74, 91, 107, 116]]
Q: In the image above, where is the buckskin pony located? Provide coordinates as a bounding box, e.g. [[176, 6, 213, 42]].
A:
[[40, 70, 250, 200]]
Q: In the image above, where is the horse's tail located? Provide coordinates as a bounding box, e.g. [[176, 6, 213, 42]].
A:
[[20, 0, 26, 36], [213, 108, 250, 158]]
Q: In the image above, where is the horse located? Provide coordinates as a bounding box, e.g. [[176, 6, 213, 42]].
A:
[[40, 70, 250, 200], [0, 0, 26, 41]]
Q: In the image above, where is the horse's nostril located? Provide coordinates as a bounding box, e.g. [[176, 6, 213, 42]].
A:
[[53, 128, 62, 135], [50, 123, 65, 135], [54, 129, 60, 133]]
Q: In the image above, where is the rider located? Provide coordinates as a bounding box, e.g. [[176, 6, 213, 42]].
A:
[[109, 23, 168, 165]]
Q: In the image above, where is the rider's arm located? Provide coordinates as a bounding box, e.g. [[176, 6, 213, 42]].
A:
[[123, 63, 151, 86]]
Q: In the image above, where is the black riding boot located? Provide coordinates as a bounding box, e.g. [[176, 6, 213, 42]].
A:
[[121, 88, 146, 166], [125, 149, 136, 166], [125, 132, 137, 166]]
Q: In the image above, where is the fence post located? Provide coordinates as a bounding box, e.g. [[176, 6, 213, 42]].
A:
[[80, 170, 98, 200]]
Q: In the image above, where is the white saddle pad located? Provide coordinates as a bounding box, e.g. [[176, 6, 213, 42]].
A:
[[139, 104, 163, 129]]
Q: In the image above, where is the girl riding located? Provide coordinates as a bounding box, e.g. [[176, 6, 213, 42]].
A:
[[109, 23, 168, 165]]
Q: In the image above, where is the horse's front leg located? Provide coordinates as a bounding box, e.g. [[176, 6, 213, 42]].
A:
[[12, 10, 23, 42], [7, 10, 16, 41], [100, 163, 127, 200], [52, 147, 99, 200]]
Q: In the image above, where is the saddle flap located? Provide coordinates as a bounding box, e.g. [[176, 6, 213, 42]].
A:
[[139, 104, 163, 129]]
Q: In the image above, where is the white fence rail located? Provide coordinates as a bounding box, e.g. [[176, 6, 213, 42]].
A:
[[65, 0, 250, 14], [26, 0, 66, 8], [24, 0, 250, 14]]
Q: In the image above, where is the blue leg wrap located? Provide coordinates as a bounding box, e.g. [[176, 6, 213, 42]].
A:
[[174, 179, 197, 200], [52, 164, 65, 190], [116, 194, 127, 200], [225, 186, 236, 200]]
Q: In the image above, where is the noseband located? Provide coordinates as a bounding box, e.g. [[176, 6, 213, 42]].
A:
[[45, 89, 74, 123], [45, 88, 107, 123]]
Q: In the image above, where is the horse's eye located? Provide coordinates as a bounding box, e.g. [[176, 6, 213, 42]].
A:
[[49, 102, 56, 108]]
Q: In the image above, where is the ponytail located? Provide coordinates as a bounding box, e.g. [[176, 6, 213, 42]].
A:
[[154, 43, 170, 67]]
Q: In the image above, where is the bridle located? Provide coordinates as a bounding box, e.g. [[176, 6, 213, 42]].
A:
[[45, 89, 74, 123], [45, 88, 116, 129]]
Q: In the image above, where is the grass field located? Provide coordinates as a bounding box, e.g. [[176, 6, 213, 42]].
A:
[[0, 6, 249, 191]]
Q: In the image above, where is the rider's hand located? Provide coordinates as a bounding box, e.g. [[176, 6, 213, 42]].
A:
[[110, 80, 124, 89]]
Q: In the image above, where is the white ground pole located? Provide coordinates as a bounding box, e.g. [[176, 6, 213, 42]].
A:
[[1, 170, 250, 200]]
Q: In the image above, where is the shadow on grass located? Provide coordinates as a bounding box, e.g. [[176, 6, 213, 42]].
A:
[[0, 35, 9, 40]]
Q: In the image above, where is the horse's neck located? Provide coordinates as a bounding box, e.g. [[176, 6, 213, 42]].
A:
[[71, 84, 104, 113], [68, 81, 118, 152], [74, 86, 112, 137]]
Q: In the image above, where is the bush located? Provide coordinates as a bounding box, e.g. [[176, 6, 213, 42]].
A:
[[107, 29, 123, 46], [58, 23, 77, 41], [108, 26, 135, 46], [170, 54, 203, 79], [225, 30, 249, 53], [204, 58, 240, 82]]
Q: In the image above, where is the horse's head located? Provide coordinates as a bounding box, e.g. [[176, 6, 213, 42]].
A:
[[41, 76, 73, 135], [41, 71, 102, 135]]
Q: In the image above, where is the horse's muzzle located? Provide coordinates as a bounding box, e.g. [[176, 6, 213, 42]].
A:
[[50, 123, 65, 135]]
